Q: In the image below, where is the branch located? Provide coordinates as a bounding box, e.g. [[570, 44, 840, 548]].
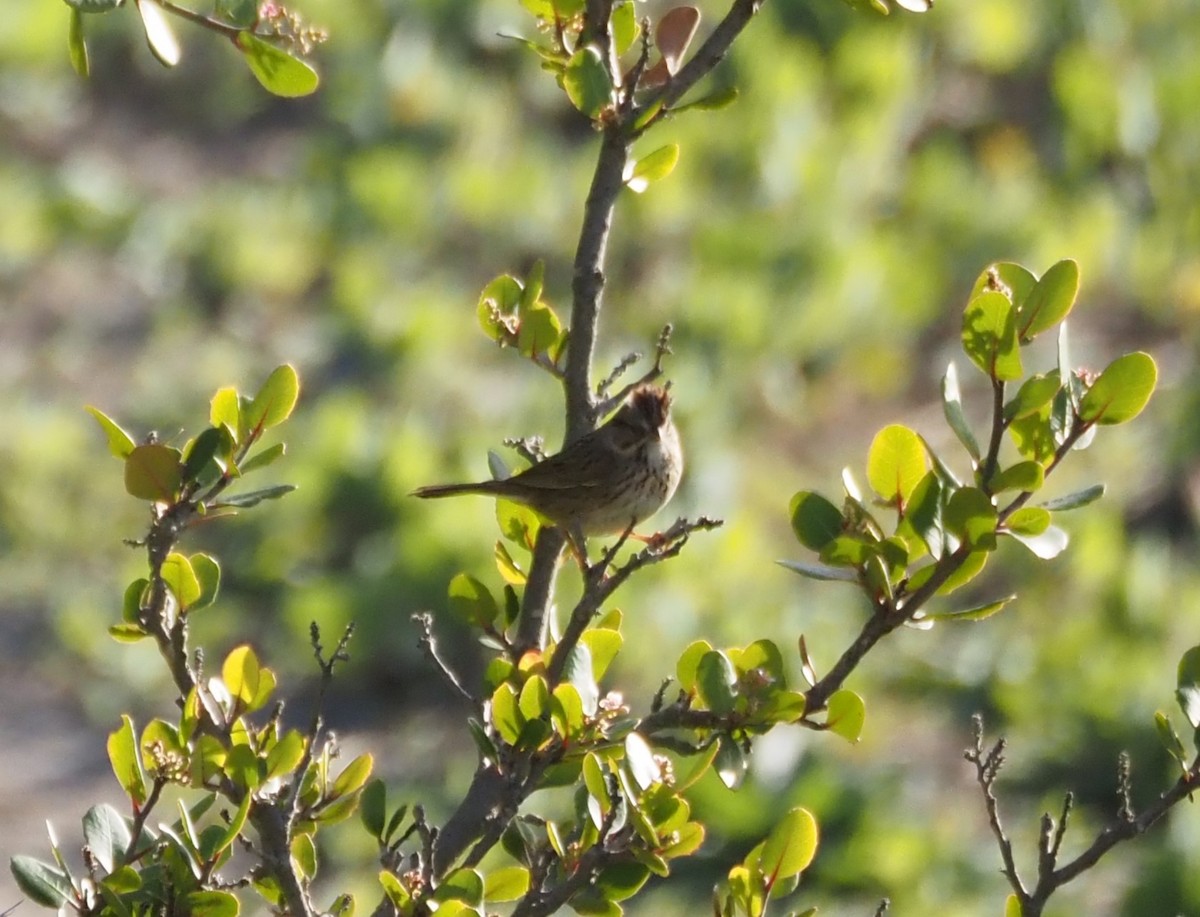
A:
[[647, 0, 765, 116], [548, 516, 723, 684], [969, 716, 1200, 916]]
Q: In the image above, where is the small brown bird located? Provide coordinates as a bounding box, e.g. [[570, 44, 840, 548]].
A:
[[413, 384, 683, 536]]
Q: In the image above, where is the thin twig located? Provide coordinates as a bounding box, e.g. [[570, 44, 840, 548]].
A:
[[414, 613, 478, 706]]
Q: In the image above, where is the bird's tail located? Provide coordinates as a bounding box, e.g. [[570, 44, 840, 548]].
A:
[[411, 482, 498, 499]]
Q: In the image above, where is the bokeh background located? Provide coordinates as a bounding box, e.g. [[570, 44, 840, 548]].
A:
[[3, 0, 1199, 914]]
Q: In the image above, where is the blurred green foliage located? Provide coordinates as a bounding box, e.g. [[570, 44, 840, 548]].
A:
[[2, 0, 1199, 913]]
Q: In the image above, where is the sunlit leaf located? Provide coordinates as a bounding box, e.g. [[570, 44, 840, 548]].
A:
[[941, 362, 980, 461], [245, 364, 300, 434], [124, 444, 182, 501], [825, 689, 865, 743], [564, 45, 610, 118], [757, 807, 818, 882], [866, 424, 928, 504], [625, 144, 680, 193], [776, 559, 858, 582], [134, 0, 180, 67], [236, 32, 319, 97], [963, 290, 1022, 381], [1078, 352, 1157, 425], [1176, 646, 1200, 730], [1018, 259, 1079, 341], [68, 9, 90, 78]]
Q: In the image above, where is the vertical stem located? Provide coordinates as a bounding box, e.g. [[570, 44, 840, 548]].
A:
[[564, 128, 631, 442]]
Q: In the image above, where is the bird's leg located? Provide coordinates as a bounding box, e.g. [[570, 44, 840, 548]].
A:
[[563, 523, 590, 571]]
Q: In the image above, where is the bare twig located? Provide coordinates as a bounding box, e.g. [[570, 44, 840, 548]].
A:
[[548, 516, 723, 684], [414, 612, 477, 706]]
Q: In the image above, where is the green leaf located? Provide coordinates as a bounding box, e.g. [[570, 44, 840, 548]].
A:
[[611, 1, 639, 55], [108, 714, 147, 806], [561, 640, 600, 715], [124, 444, 182, 501], [434, 868, 484, 907], [183, 891, 239, 917], [941, 362, 980, 461], [83, 804, 132, 873], [291, 833, 317, 879], [927, 594, 1015, 622], [212, 792, 252, 859], [714, 735, 748, 789], [594, 862, 650, 901], [496, 497, 542, 549], [190, 553, 221, 610], [971, 261, 1037, 309], [776, 559, 858, 582], [866, 424, 928, 505], [264, 729, 306, 780], [1004, 507, 1051, 536], [133, 0, 180, 67], [214, 484, 296, 508], [624, 732, 660, 791], [564, 45, 611, 118], [730, 639, 785, 683], [672, 85, 739, 114], [484, 865, 531, 902], [1154, 710, 1188, 767], [182, 426, 231, 484], [236, 32, 319, 97], [551, 683, 585, 738], [357, 777, 386, 840], [580, 628, 623, 682], [675, 639, 713, 692], [789, 491, 843, 551], [109, 623, 150, 642], [825, 689, 865, 743], [477, 274, 523, 341], [448, 573, 500, 628], [332, 753, 374, 798], [1005, 892, 1023, 917], [1078, 352, 1157, 425], [240, 442, 287, 473], [757, 807, 818, 883], [210, 386, 241, 435], [223, 644, 264, 707], [1040, 484, 1104, 511], [1018, 259, 1079, 341], [86, 406, 136, 458], [625, 144, 680, 193], [379, 871, 411, 909], [696, 650, 738, 713], [903, 471, 945, 559], [516, 303, 563, 358], [10, 856, 74, 908], [963, 291, 1023, 381], [68, 9, 90, 78], [519, 259, 545, 311], [944, 487, 998, 550], [245, 364, 300, 435], [491, 683, 524, 745], [1007, 524, 1068, 559], [989, 461, 1044, 494], [517, 675, 550, 723], [1176, 646, 1200, 730], [1005, 372, 1062, 422], [161, 552, 201, 609]]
